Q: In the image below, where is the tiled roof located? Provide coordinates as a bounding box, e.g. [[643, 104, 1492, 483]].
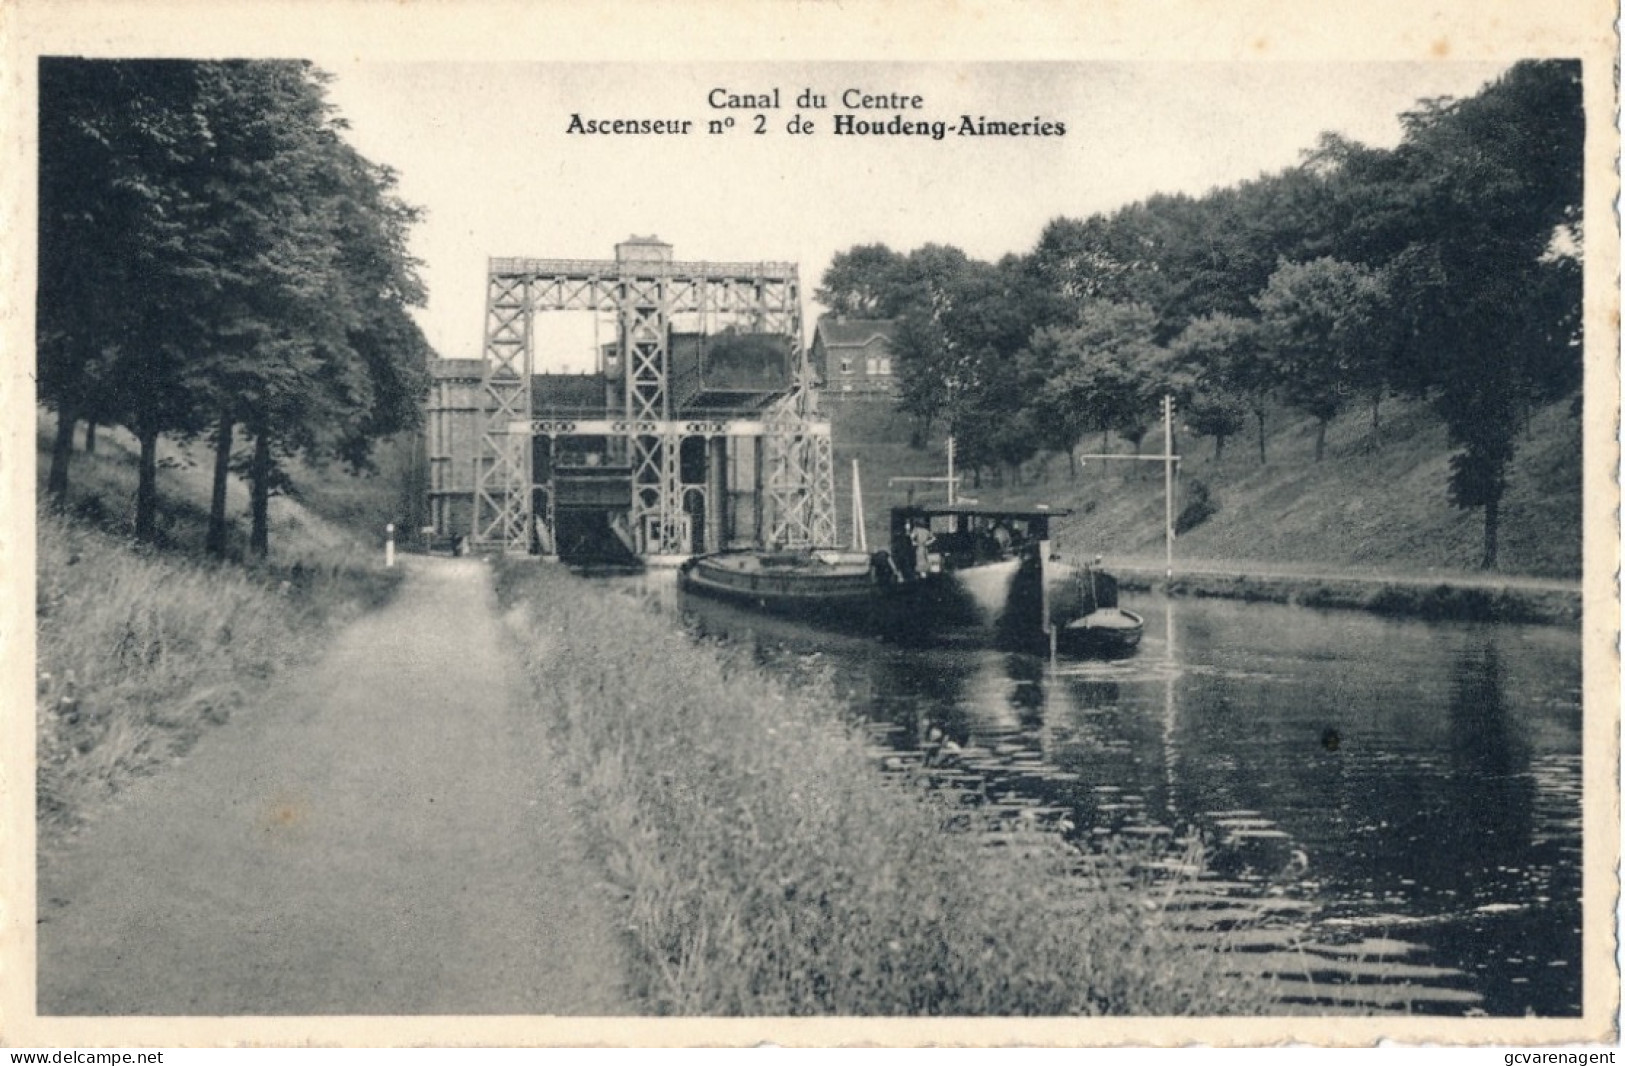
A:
[[815, 317, 896, 347]]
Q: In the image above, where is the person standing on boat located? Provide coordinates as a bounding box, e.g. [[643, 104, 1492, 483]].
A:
[[909, 520, 935, 578]]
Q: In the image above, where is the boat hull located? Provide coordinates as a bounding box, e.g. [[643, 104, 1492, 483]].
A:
[[678, 549, 1098, 654], [677, 550, 884, 626], [1055, 608, 1145, 658]]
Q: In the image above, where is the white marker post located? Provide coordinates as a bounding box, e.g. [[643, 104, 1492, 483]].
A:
[[1039, 537, 1053, 655], [385, 523, 395, 568]]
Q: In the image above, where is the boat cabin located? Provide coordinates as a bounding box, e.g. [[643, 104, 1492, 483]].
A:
[[888, 504, 1070, 578]]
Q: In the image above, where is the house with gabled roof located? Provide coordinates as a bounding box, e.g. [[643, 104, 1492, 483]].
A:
[[810, 316, 898, 397]]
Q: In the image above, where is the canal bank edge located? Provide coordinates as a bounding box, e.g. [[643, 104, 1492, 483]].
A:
[[1110, 568, 1581, 626]]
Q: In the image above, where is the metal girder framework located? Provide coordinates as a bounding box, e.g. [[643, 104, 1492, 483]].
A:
[[473, 274, 533, 550], [473, 252, 830, 555], [763, 393, 837, 549], [529, 418, 808, 437], [620, 277, 681, 553]]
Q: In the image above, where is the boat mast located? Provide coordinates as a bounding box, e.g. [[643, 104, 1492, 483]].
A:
[[888, 433, 962, 507], [851, 459, 867, 552]]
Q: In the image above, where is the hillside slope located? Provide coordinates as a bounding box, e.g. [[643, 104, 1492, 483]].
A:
[[823, 393, 1583, 581], [37, 415, 416, 559]]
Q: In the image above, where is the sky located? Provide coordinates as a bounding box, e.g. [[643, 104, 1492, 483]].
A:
[[320, 61, 1511, 371]]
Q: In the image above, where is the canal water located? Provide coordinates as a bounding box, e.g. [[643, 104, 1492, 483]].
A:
[[626, 573, 1584, 1017]]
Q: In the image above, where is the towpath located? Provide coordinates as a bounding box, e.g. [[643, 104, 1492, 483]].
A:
[[1089, 554, 1582, 594], [37, 557, 630, 1016]]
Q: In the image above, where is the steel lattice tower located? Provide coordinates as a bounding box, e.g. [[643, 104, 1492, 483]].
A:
[[470, 242, 835, 557]]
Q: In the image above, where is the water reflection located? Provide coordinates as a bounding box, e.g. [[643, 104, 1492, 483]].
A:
[[644, 573, 1583, 1017]]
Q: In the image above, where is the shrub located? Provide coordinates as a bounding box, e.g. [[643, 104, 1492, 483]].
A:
[[1174, 478, 1218, 535]]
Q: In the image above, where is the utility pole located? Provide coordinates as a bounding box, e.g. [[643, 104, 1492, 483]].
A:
[[1163, 394, 1175, 580], [1075, 401, 1179, 577]]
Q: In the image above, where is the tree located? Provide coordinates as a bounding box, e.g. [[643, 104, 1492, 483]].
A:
[[1084, 302, 1166, 463], [1018, 328, 1100, 477], [1020, 301, 1168, 479], [1254, 257, 1389, 461], [1373, 61, 1583, 566], [890, 309, 950, 445], [815, 244, 906, 318], [935, 256, 1050, 483], [1167, 316, 1249, 462], [886, 249, 1052, 482], [1172, 313, 1273, 465], [38, 60, 216, 517], [249, 67, 432, 556], [887, 245, 975, 445], [38, 59, 432, 556], [1027, 215, 1153, 314]]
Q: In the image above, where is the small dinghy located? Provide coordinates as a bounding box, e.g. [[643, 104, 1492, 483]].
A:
[[1054, 563, 1144, 657]]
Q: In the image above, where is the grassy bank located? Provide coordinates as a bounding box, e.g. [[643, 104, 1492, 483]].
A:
[[1096, 564, 1582, 626], [35, 510, 403, 848], [40, 417, 391, 560], [35, 415, 408, 850], [826, 394, 1583, 580], [494, 561, 1273, 1016]]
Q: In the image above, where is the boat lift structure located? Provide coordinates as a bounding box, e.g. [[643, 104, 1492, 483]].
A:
[[464, 237, 837, 560]]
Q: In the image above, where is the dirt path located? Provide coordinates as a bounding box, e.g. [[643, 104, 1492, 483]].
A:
[[38, 556, 630, 1016]]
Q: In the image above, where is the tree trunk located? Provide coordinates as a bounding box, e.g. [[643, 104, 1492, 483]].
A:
[[207, 413, 233, 558], [1370, 392, 1382, 439], [1314, 418, 1328, 462], [48, 405, 77, 503], [1067, 447, 1077, 480], [1213, 432, 1226, 462], [402, 428, 429, 531], [1481, 494, 1501, 570], [135, 425, 160, 540], [250, 428, 271, 558], [84, 421, 98, 455], [1256, 410, 1268, 465]]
